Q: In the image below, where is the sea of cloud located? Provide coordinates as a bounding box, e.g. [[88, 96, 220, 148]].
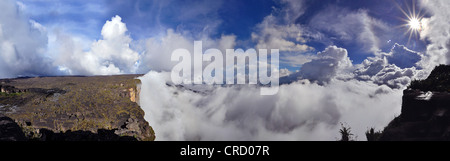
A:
[[1, 0, 450, 140], [137, 42, 424, 140], [139, 71, 404, 141]]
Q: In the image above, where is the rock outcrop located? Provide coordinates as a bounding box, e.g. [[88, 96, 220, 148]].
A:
[[0, 85, 25, 94], [0, 75, 155, 141], [380, 65, 450, 141], [0, 115, 27, 141]]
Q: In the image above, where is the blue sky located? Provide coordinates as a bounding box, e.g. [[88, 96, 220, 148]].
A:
[[2, 0, 449, 140], [22, 0, 428, 65], [22, 0, 277, 41], [0, 0, 433, 77]]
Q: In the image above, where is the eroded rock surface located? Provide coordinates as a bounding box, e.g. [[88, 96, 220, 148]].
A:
[[0, 75, 155, 141]]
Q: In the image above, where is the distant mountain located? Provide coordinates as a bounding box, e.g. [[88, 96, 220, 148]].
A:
[[0, 75, 154, 141], [380, 65, 450, 141]]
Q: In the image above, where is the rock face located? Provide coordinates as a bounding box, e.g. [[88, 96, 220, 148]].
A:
[[0, 75, 155, 141], [0, 115, 27, 141], [381, 65, 450, 141]]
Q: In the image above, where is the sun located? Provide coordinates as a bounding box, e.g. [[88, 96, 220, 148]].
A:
[[395, 0, 425, 45], [408, 17, 421, 31]]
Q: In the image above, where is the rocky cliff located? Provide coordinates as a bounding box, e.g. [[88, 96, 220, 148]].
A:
[[0, 75, 155, 141], [380, 65, 450, 141]]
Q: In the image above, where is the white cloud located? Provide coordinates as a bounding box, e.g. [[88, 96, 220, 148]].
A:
[[137, 43, 424, 141], [356, 57, 388, 77], [54, 15, 139, 75], [251, 0, 314, 53], [139, 29, 236, 72], [136, 38, 422, 141], [16, 1, 26, 11], [139, 71, 402, 141], [139, 29, 194, 72], [0, 0, 439, 141], [90, 15, 139, 74], [281, 43, 423, 89], [0, 0, 60, 78], [280, 0, 306, 23], [309, 6, 390, 53], [355, 44, 422, 88], [279, 68, 292, 77], [299, 46, 353, 83], [138, 42, 420, 141], [252, 15, 313, 52], [280, 53, 315, 68], [382, 43, 422, 69], [371, 65, 416, 89], [418, 0, 450, 69]]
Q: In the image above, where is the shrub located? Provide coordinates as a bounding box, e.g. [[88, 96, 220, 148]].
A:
[[339, 123, 354, 141], [365, 127, 382, 141]]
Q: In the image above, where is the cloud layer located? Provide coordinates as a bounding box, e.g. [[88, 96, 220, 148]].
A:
[[138, 41, 423, 140], [139, 71, 402, 141], [2, 0, 449, 141]]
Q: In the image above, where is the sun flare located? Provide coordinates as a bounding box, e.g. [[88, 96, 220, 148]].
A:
[[395, 0, 425, 45], [409, 17, 421, 31]]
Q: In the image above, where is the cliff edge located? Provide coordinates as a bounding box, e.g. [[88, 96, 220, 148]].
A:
[[0, 75, 155, 141], [381, 65, 450, 141]]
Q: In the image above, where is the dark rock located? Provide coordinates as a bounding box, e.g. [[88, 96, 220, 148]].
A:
[[381, 65, 450, 141], [0, 115, 27, 141], [0, 85, 20, 94]]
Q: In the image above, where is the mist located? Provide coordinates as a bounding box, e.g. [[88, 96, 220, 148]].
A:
[[139, 71, 403, 141]]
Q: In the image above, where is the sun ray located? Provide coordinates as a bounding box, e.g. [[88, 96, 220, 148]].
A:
[[393, 0, 424, 46]]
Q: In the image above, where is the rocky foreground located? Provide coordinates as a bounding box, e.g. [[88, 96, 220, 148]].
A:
[[0, 75, 155, 141], [380, 65, 450, 141]]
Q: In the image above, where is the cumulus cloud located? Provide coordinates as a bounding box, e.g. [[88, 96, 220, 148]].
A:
[[54, 15, 139, 75], [299, 46, 353, 83], [356, 58, 417, 89], [139, 71, 402, 141], [355, 44, 423, 88], [371, 65, 416, 88], [0, 0, 61, 78], [382, 43, 422, 69], [280, 43, 423, 89]]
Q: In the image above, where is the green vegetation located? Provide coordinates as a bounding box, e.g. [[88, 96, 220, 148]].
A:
[[0, 92, 23, 97]]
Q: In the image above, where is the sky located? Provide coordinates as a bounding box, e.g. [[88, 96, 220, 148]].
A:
[[0, 0, 436, 77], [1, 0, 450, 140]]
